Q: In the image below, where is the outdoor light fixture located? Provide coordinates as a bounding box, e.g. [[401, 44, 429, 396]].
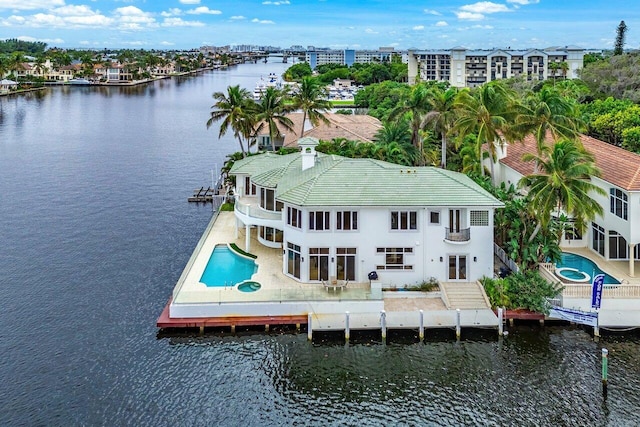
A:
[[474, 257, 477, 262], [439, 257, 443, 262]]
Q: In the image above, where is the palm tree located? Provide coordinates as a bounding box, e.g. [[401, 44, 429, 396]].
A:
[[559, 61, 569, 80], [253, 86, 294, 152], [290, 76, 331, 138], [454, 82, 518, 176], [374, 119, 411, 146], [422, 86, 458, 168], [388, 83, 431, 165], [519, 138, 605, 242], [512, 86, 583, 155], [207, 85, 254, 157], [548, 61, 559, 83]]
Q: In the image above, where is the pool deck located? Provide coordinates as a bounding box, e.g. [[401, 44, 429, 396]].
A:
[[159, 212, 499, 332], [548, 247, 640, 328]]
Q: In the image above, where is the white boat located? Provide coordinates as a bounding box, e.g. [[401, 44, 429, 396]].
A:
[[68, 78, 92, 85], [253, 73, 282, 100]]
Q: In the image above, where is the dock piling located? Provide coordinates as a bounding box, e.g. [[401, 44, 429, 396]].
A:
[[456, 309, 461, 340], [419, 310, 424, 341], [381, 310, 387, 343], [307, 313, 313, 341], [345, 311, 350, 342], [498, 307, 504, 336], [602, 348, 609, 397]]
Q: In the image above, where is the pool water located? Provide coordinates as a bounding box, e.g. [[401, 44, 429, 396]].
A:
[[200, 245, 257, 287], [556, 253, 620, 284], [237, 281, 262, 292]]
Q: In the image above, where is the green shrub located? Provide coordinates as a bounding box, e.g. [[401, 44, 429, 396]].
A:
[[481, 271, 563, 315], [220, 202, 234, 211], [229, 243, 257, 259]]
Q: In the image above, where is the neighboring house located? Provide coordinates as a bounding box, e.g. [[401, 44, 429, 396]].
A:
[[491, 134, 640, 276], [231, 137, 503, 285], [253, 112, 382, 151], [0, 79, 18, 94]]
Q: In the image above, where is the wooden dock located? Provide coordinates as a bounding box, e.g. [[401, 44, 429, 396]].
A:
[[188, 186, 218, 203]]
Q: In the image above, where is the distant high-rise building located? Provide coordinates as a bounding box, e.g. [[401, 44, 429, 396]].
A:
[[407, 46, 584, 88]]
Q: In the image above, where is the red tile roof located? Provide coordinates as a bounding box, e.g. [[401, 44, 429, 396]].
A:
[[502, 133, 640, 191]]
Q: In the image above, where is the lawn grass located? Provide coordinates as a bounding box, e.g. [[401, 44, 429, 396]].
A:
[[330, 100, 356, 107]]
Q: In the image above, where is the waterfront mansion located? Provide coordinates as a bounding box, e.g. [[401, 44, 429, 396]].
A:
[[230, 137, 503, 286]]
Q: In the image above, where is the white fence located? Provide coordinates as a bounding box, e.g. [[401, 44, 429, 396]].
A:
[[494, 243, 519, 274]]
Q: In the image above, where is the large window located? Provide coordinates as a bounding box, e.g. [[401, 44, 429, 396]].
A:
[[309, 248, 329, 281], [309, 211, 330, 231], [592, 223, 605, 256], [287, 242, 301, 279], [610, 188, 628, 220], [287, 207, 302, 228], [337, 211, 358, 230], [376, 247, 413, 270], [260, 188, 275, 211], [391, 211, 417, 230], [336, 248, 356, 281], [244, 176, 256, 196], [259, 226, 283, 243], [609, 230, 628, 259]]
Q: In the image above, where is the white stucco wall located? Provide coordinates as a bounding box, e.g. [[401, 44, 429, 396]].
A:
[[281, 205, 496, 285]]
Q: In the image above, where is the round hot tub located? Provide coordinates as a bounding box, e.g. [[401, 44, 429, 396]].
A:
[[555, 267, 591, 283], [237, 281, 262, 292]]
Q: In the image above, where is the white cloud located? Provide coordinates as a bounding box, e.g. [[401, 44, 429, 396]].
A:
[[179, 0, 200, 4], [17, 35, 64, 44], [507, 0, 539, 4], [52, 5, 95, 16], [251, 18, 274, 24], [460, 2, 511, 14], [0, 0, 64, 10], [472, 24, 494, 29], [230, 15, 245, 20], [423, 9, 441, 15], [160, 41, 175, 46], [455, 11, 485, 20], [435, 21, 448, 27], [161, 17, 204, 27], [111, 6, 157, 30], [186, 7, 222, 15], [412, 25, 424, 30], [262, 0, 290, 4], [161, 8, 182, 17], [365, 28, 378, 34]]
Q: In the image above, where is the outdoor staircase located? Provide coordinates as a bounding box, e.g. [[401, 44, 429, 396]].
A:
[[440, 282, 491, 310]]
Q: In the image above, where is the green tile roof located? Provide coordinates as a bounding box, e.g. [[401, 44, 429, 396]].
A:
[[232, 152, 503, 208]]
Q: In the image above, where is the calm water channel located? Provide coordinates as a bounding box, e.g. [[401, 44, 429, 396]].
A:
[[1, 60, 640, 426]]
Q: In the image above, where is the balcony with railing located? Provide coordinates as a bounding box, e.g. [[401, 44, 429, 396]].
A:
[[234, 197, 283, 226], [445, 227, 471, 243]]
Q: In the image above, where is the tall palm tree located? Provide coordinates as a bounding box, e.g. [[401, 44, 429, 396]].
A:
[[454, 82, 518, 176], [548, 61, 559, 83], [291, 76, 331, 138], [254, 86, 294, 152], [559, 61, 569, 80], [519, 138, 605, 242], [388, 83, 431, 165], [513, 86, 583, 155], [207, 85, 254, 157], [422, 86, 458, 168]]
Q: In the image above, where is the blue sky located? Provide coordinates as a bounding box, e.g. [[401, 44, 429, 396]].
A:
[[0, 0, 637, 50]]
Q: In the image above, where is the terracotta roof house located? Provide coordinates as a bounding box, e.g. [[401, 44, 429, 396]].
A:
[[253, 112, 382, 151], [491, 133, 640, 276], [231, 137, 503, 285]]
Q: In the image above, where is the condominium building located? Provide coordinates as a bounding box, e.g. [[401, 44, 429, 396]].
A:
[[306, 48, 402, 69], [407, 46, 584, 87]]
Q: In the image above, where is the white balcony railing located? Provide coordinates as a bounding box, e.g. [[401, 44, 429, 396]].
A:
[[235, 199, 282, 221]]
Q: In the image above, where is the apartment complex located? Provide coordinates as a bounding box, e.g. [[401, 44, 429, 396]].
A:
[[408, 46, 584, 87], [306, 47, 400, 69]]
